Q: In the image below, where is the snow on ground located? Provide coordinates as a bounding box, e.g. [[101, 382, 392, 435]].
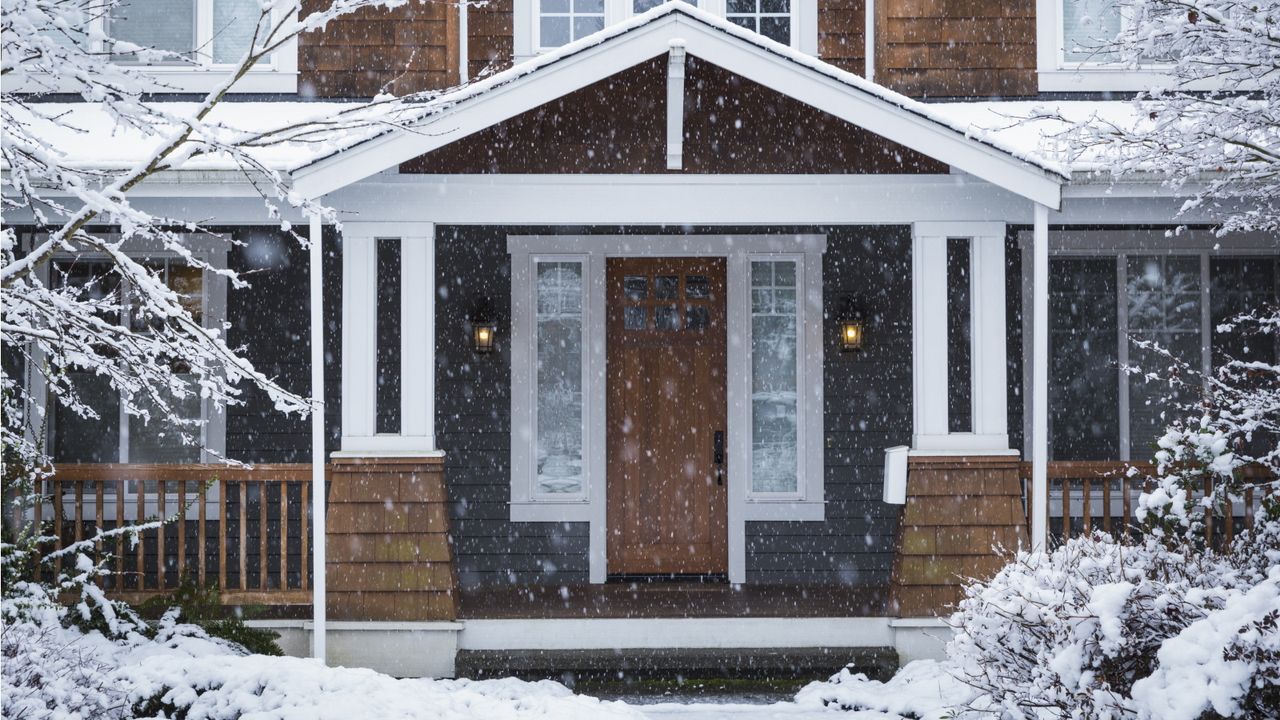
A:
[[4, 601, 968, 720]]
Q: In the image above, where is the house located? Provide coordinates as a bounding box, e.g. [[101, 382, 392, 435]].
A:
[[11, 0, 1277, 681]]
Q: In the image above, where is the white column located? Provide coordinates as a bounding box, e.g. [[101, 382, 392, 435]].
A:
[[911, 228, 950, 447], [338, 222, 441, 456], [970, 232, 1009, 445], [400, 229, 437, 451], [308, 212, 327, 663], [1031, 203, 1050, 549]]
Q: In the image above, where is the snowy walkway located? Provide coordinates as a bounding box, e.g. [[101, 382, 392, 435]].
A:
[[636, 701, 898, 719]]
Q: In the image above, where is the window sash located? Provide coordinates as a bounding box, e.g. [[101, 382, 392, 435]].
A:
[[94, 0, 275, 69]]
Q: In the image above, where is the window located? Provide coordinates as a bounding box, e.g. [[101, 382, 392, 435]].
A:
[[750, 260, 798, 493], [1059, 0, 1122, 64], [22, 0, 297, 93], [1046, 252, 1277, 461], [518, 0, 815, 57], [535, 261, 586, 495], [727, 0, 791, 45], [1037, 0, 1195, 91], [47, 256, 220, 466], [537, 0, 605, 50]]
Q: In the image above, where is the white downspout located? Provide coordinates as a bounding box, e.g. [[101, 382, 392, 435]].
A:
[[459, 0, 469, 84], [864, 0, 874, 81], [1031, 203, 1050, 550], [309, 211, 327, 662]]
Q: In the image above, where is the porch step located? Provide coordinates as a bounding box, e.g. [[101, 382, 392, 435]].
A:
[[455, 647, 898, 684]]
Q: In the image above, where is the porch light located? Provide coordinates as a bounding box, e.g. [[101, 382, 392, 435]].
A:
[[473, 321, 497, 354], [838, 299, 865, 352]]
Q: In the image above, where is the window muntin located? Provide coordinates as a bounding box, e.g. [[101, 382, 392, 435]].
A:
[[749, 259, 799, 494], [727, 0, 791, 44], [535, 260, 586, 495], [538, 0, 605, 50]]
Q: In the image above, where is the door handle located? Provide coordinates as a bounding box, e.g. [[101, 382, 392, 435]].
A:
[[713, 430, 725, 486]]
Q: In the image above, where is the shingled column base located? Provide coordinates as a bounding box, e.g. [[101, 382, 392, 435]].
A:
[[326, 456, 457, 621], [889, 455, 1028, 618]]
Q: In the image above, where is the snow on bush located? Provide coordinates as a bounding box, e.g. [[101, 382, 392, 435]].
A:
[[2, 580, 643, 720], [794, 659, 979, 720]]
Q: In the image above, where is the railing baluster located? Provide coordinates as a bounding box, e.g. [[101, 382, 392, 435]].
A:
[[136, 481, 145, 590], [1203, 476, 1214, 547], [280, 480, 289, 591], [74, 480, 84, 546], [177, 479, 186, 585], [158, 479, 167, 590], [219, 480, 228, 592], [259, 481, 269, 590], [300, 482, 309, 592], [199, 478, 208, 588], [1061, 478, 1072, 540], [1122, 477, 1132, 538], [53, 479, 64, 577], [94, 481, 105, 587], [1101, 477, 1111, 535], [239, 481, 248, 590], [1224, 489, 1234, 546], [1245, 486, 1255, 531], [115, 478, 125, 590], [1082, 478, 1092, 535]]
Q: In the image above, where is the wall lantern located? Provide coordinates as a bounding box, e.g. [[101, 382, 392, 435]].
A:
[[473, 320, 497, 354], [838, 296, 865, 352], [472, 301, 498, 354]]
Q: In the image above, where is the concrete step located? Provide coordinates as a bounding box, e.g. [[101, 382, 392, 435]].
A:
[[455, 646, 898, 685]]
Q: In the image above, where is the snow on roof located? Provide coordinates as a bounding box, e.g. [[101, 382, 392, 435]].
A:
[[8, 3, 1142, 181]]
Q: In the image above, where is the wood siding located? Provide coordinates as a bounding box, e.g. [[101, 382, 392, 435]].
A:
[[401, 57, 948, 174], [469, 0, 515, 79], [818, 0, 867, 76], [299, 0, 459, 98], [875, 0, 1037, 98]]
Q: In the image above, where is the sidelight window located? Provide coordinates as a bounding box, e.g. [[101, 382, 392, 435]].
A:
[[534, 260, 586, 496], [750, 260, 799, 493]]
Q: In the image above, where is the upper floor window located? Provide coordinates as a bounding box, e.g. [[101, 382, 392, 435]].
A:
[[726, 0, 791, 45], [519, 0, 816, 58], [110, 0, 263, 66], [1038, 0, 1186, 92]]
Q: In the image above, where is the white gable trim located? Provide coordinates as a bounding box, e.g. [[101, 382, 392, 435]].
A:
[[290, 7, 1063, 208]]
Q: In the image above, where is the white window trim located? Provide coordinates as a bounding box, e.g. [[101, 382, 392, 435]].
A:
[[515, 0, 817, 62], [1035, 0, 1216, 93], [508, 233, 826, 584], [12, 5, 297, 94], [1016, 228, 1278, 462]]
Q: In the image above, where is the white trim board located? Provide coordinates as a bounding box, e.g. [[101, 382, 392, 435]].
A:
[[508, 233, 827, 585], [290, 5, 1063, 207]]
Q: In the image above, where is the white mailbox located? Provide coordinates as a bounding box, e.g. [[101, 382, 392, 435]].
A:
[[883, 445, 909, 505]]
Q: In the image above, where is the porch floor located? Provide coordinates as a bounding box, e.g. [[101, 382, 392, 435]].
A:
[[458, 583, 891, 619]]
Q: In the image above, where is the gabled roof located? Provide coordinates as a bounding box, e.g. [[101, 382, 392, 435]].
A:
[[289, 3, 1067, 208]]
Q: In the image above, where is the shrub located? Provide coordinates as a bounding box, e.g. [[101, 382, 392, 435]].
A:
[[141, 577, 283, 656]]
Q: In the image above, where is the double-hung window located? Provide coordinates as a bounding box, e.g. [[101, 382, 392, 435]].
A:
[[520, 0, 815, 58], [1037, 0, 1184, 91]]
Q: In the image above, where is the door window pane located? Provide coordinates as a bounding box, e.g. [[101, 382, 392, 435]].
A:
[[1049, 258, 1119, 460], [1126, 255, 1201, 457], [536, 262, 584, 494], [111, 0, 196, 61], [1062, 0, 1122, 62], [750, 260, 798, 493]]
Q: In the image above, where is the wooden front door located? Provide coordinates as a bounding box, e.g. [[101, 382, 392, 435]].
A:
[[606, 257, 728, 576]]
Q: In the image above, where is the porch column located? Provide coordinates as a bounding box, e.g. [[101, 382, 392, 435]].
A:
[[1030, 203, 1050, 550], [891, 221, 1025, 618], [330, 222, 457, 645]]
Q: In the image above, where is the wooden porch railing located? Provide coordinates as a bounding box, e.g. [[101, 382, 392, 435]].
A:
[[1022, 461, 1275, 547], [33, 464, 317, 606]]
